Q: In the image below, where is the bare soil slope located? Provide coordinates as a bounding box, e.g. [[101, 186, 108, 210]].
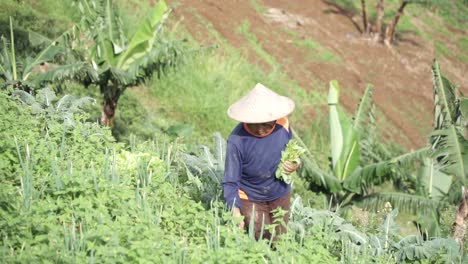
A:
[[169, 0, 468, 149]]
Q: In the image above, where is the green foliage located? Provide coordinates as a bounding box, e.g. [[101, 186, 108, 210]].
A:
[[35, 0, 183, 127], [298, 61, 467, 240], [112, 89, 166, 142], [276, 139, 306, 184], [0, 0, 76, 53], [1, 1, 466, 262], [293, 38, 340, 63], [1, 78, 464, 263], [299, 80, 400, 198], [430, 60, 467, 183], [237, 20, 280, 71], [12, 87, 96, 124], [328, 80, 361, 181], [0, 18, 69, 92], [181, 132, 226, 205]]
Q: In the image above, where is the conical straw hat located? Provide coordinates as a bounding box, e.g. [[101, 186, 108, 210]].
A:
[[227, 83, 295, 123]]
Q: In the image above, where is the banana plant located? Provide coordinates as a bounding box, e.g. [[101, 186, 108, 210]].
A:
[[298, 80, 426, 207], [363, 60, 467, 237], [299, 60, 467, 238], [0, 17, 64, 92], [38, 0, 180, 127], [429, 60, 467, 239]]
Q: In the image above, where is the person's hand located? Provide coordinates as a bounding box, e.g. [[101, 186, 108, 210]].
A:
[[282, 159, 301, 174], [232, 206, 244, 230]]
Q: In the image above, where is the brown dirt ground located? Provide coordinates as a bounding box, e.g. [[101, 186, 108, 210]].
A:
[[168, 0, 468, 150]]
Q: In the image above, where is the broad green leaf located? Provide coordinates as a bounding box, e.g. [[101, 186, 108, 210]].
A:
[[460, 98, 468, 119], [431, 125, 467, 182], [0, 37, 13, 81], [35, 62, 98, 84], [343, 161, 393, 194], [356, 192, 443, 216], [339, 122, 360, 180], [419, 157, 452, 199], [328, 80, 343, 176], [381, 209, 399, 250], [95, 38, 118, 66], [105, 0, 115, 41], [432, 61, 457, 126], [213, 132, 226, 171], [300, 154, 343, 193], [430, 60, 466, 181], [353, 84, 374, 131], [37, 87, 56, 107], [56, 95, 77, 112], [12, 90, 36, 105], [336, 223, 368, 245], [343, 147, 428, 194], [328, 80, 360, 180], [23, 46, 62, 81], [23, 31, 71, 80], [9, 17, 17, 81], [117, 0, 168, 69], [28, 31, 50, 47]]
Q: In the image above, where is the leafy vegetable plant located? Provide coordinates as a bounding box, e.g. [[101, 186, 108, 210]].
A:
[[276, 139, 305, 184]]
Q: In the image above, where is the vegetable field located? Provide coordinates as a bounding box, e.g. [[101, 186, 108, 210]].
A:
[[1, 0, 467, 263]]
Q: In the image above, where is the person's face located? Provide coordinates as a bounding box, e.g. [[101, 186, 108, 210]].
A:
[[246, 121, 276, 136]]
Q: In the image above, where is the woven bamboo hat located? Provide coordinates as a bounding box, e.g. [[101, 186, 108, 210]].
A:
[[227, 83, 295, 123]]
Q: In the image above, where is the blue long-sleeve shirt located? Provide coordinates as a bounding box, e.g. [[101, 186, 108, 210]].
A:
[[222, 118, 292, 209]]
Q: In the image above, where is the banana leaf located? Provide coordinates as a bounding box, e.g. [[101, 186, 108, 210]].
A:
[[328, 80, 360, 180], [418, 157, 452, 200], [355, 192, 443, 216], [353, 84, 374, 132], [118, 0, 169, 69], [343, 147, 428, 194], [431, 60, 467, 182]]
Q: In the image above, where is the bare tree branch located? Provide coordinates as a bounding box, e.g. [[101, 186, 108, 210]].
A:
[[374, 0, 385, 42], [361, 0, 369, 34], [385, 0, 408, 45]]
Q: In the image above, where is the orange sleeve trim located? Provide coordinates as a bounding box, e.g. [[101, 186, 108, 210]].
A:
[[276, 117, 289, 132], [238, 189, 249, 200]]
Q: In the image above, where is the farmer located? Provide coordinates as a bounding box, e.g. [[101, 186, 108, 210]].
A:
[[222, 83, 300, 241]]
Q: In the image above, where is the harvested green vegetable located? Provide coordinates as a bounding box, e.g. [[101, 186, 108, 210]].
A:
[[275, 139, 306, 184]]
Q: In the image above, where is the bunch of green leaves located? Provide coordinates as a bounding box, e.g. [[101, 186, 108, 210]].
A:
[[12, 87, 95, 126], [289, 196, 462, 262], [181, 132, 226, 205], [0, 0, 75, 53], [0, 17, 66, 92], [276, 139, 306, 184]]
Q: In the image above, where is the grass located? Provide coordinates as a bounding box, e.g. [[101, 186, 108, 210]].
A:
[[191, 9, 228, 45], [432, 0, 468, 31], [145, 42, 324, 149], [237, 20, 281, 72], [249, 0, 267, 14], [435, 40, 451, 57], [282, 28, 341, 63], [457, 36, 468, 62], [294, 39, 340, 63], [101, 9, 327, 154]]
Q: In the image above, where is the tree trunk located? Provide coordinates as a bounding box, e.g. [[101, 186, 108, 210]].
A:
[[374, 0, 385, 42], [361, 0, 369, 34], [101, 98, 118, 127], [385, 1, 408, 45], [452, 187, 468, 245], [100, 84, 122, 127]]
